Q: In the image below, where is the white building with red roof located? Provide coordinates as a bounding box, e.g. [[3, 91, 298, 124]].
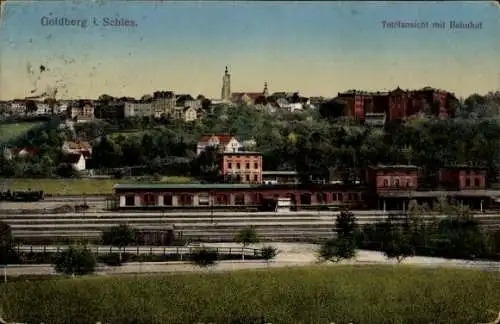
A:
[[196, 134, 241, 156]]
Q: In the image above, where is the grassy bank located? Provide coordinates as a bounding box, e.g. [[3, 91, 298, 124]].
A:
[[1, 265, 498, 324], [0, 121, 42, 143], [0, 177, 192, 195]]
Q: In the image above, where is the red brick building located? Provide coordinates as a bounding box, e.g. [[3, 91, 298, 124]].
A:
[[113, 183, 366, 210], [388, 87, 410, 121], [221, 152, 263, 184], [366, 165, 419, 190], [438, 166, 487, 190], [337, 90, 370, 121], [337, 87, 455, 122]]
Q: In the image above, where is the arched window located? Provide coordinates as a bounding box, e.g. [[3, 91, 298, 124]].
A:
[[394, 178, 400, 187]]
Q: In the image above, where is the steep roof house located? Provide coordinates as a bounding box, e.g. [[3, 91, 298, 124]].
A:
[[3, 147, 40, 160], [183, 107, 198, 122], [197, 134, 241, 155]]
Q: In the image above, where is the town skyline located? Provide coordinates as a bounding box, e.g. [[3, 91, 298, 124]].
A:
[[0, 1, 499, 100]]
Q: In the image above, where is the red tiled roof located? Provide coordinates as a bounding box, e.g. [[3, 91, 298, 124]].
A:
[[10, 147, 40, 156], [217, 135, 233, 145], [199, 135, 213, 142], [199, 134, 234, 145], [64, 141, 91, 150]]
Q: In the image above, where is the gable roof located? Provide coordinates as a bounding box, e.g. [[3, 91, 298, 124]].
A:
[[64, 141, 91, 151], [198, 134, 235, 145], [9, 147, 40, 156]]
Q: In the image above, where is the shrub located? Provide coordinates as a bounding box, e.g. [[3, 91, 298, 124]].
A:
[[318, 237, 356, 262], [189, 248, 219, 267], [260, 246, 278, 264], [53, 245, 96, 276]]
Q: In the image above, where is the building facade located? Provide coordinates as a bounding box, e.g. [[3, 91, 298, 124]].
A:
[[438, 166, 487, 190], [113, 183, 365, 210], [222, 152, 263, 184]]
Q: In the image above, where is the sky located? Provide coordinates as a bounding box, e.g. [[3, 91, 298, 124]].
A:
[[0, 1, 499, 100]]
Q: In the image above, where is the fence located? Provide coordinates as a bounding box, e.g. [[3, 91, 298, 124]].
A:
[[15, 245, 260, 256]]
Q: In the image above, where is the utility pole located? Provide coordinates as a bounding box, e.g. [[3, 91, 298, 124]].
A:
[[210, 190, 214, 224]]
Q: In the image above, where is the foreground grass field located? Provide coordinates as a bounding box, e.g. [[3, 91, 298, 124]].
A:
[[0, 122, 42, 143], [0, 176, 192, 195], [1, 265, 499, 324]]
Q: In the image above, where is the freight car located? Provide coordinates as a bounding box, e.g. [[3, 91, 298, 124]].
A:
[[0, 190, 44, 202]]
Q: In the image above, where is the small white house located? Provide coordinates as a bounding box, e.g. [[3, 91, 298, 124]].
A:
[[65, 153, 86, 171]]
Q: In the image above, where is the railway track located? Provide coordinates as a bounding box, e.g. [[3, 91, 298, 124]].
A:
[[1, 210, 498, 243]]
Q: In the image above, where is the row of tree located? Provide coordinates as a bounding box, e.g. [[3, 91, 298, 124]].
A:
[[320, 200, 500, 263]]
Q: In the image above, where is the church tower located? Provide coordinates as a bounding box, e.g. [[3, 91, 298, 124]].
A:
[[221, 66, 231, 101], [263, 81, 269, 97]]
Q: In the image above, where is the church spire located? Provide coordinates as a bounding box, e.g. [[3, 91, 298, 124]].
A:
[[221, 66, 231, 101]]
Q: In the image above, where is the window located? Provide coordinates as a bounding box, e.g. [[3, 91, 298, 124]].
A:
[[475, 177, 481, 187], [143, 193, 156, 206], [179, 194, 193, 206], [163, 194, 173, 206], [237, 163, 241, 169], [254, 162, 259, 169], [246, 175, 250, 181], [235, 194, 245, 205], [254, 174, 258, 182], [125, 195, 135, 206], [246, 163, 250, 169], [394, 179, 400, 187], [331, 192, 338, 201], [383, 179, 389, 187], [406, 178, 412, 188], [228, 162, 232, 169], [465, 177, 471, 187]]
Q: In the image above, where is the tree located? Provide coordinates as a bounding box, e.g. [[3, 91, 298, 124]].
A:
[[234, 226, 260, 261], [335, 209, 358, 239], [189, 247, 219, 268], [0, 222, 16, 283], [53, 245, 96, 277], [380, 217, 415, 263], [101, 224, 136, 265], [318, 209, 359, 262], [56, 162, 79, 178], [260, 245, 278, 266], [318, 237, 356, 263]]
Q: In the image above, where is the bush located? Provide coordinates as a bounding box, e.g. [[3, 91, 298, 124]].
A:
[[260, 246, 278, 263], [318, 237, 356, 262], [53, 246, 96, 276], [189, 248, 219, 267]]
